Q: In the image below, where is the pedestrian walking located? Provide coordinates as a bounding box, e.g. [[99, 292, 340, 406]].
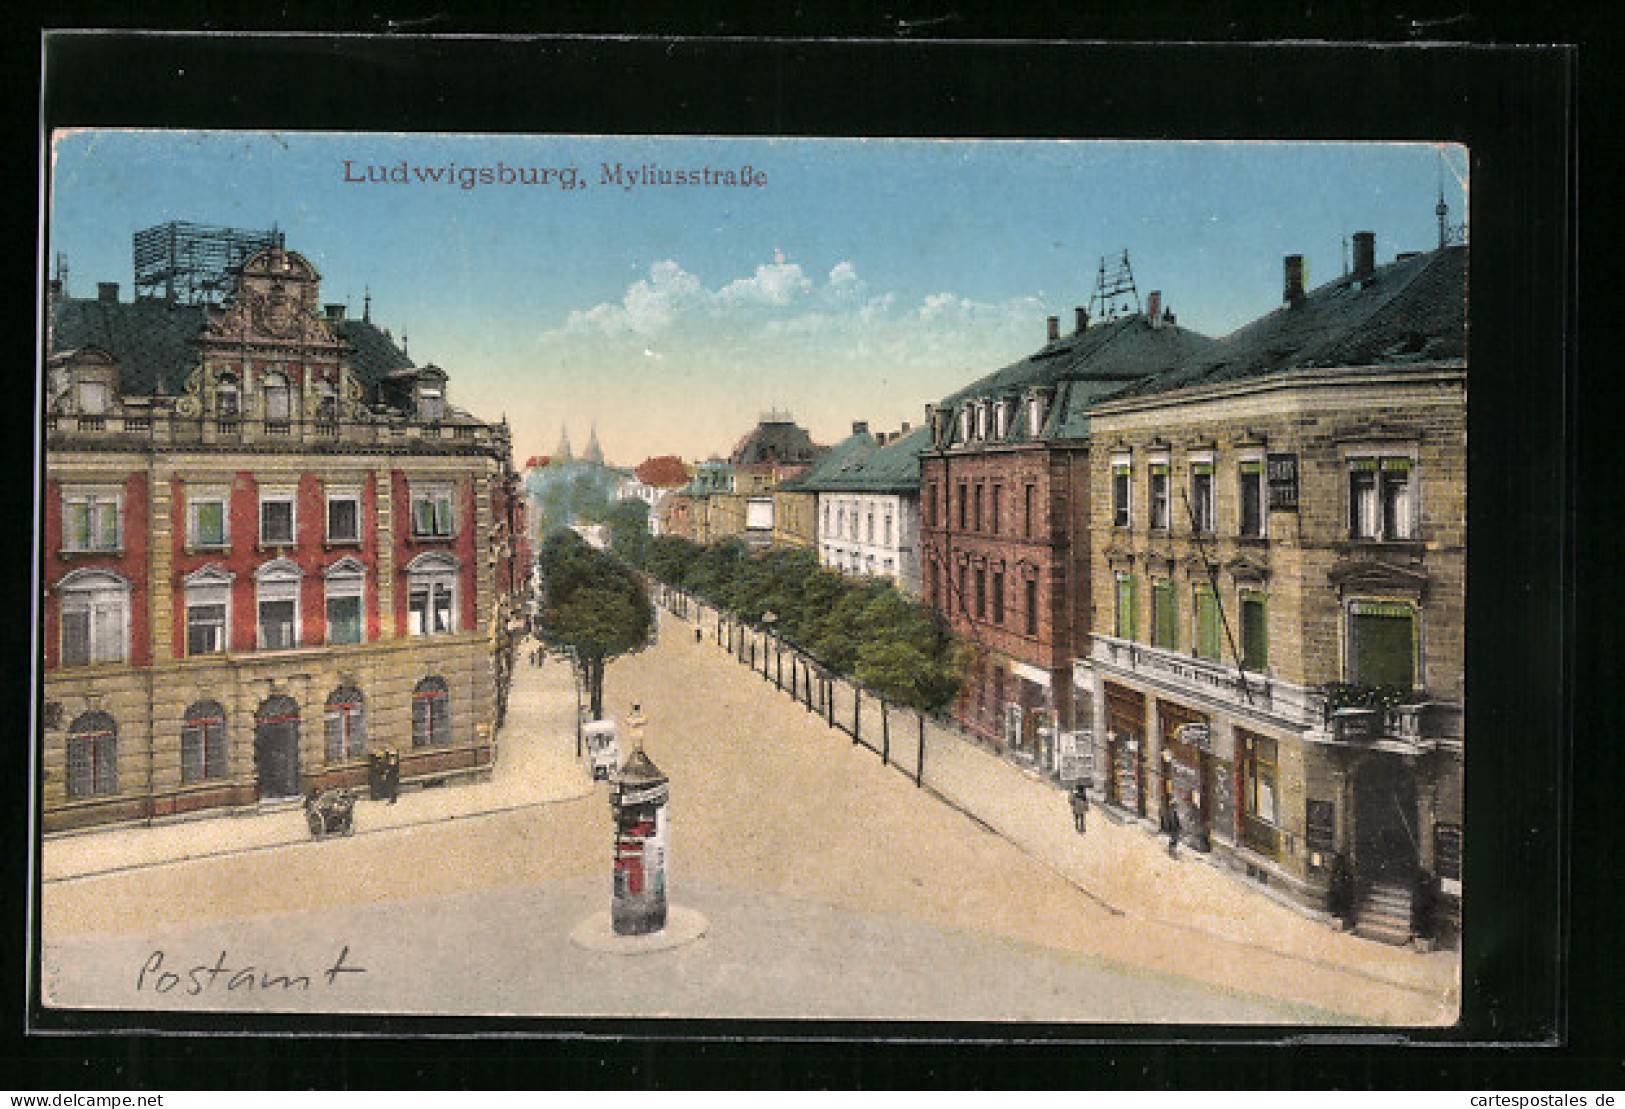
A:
[[1166, 803, 1182, 858], [1069, 782, 1089, 834], [695, 626, 703, 644]]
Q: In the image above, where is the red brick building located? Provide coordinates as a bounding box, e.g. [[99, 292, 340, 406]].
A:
[[920, 306, 1216, 765], [41, 241, 525, 831]]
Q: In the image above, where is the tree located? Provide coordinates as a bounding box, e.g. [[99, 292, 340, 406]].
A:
[[606, 498, 651, 567], [535, 530, 654, 719]]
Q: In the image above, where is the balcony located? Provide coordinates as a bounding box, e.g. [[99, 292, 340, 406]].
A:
[[1312, 685, 1462, 751], [1089, 634, 1293, 718]]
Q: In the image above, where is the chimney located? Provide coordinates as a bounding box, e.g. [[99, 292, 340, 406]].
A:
[[97, 282, 119, 303], [1146, 290, 1163, 328], [1046, 315, 1060, 342], [1352, 231, 1376, 279], [325, 303, 347, 321], [1283, 255, 1306, 306], [900, 421, 910, 434], [1075, 306, 1089, 333], [852, 420, 870, 436]]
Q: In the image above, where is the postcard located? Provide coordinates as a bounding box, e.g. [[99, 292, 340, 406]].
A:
[[38, 128, 1471, 1028]]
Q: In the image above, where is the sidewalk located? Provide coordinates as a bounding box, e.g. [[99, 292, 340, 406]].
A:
[[673, 600, 1458, 1015], [39, 638, 594, 884]]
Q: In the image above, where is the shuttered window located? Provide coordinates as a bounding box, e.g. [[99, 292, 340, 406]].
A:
[[412, 676, 451, 746], [1152, 579, 1178, 649], [1194, 585, 1221, 661], [1241, 591, 1268, 671], [1115, 574, 1139, 641]]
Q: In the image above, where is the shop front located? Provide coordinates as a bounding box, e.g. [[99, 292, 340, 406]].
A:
[[1104, 682, 1146, 817], [1157, 699, 1216, 852]]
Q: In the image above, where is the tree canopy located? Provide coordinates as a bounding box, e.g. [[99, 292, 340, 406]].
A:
[[616, 531, 965, 712], [535, 529, 654, 718]]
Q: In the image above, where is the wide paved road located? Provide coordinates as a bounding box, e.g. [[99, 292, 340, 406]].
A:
[[40, 609, 1445, 1024]]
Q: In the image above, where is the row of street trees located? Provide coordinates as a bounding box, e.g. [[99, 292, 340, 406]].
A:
[[532, 527, 655, 720], [606, 500, 967, 713]]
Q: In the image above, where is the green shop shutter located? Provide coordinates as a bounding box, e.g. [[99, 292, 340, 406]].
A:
[[1195, 587, 1221, 660]]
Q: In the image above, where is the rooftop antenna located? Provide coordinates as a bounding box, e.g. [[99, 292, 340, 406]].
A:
[[1342, 236, 1350, 278], [363, 287, 372, 323], [1088, 250, 1141, 323]]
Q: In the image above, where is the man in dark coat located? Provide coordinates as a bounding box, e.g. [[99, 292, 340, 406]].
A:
[[1069, 782, 1089, 834], [1166, 803, 1182, 858]]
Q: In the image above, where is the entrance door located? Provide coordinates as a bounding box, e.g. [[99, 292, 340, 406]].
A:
[[1354, 756, 1420, 886], [255, 695, 302, 798]]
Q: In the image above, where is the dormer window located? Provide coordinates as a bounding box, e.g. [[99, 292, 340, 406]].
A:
[[1027, 389, 1052, 436], [315, 379, 338, 421], [217, 373, 240, 417], [994, 398, 1012, 439], [419, 385, 444, 422], [78, 381, 108, 414], [957, 406, 972, 444], [974, 402, 989, 441]]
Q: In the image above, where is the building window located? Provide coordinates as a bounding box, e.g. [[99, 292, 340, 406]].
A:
[[1112, 462, 1131, 527], [1347, 600, 1417, 688], [79, 380, 109, 414], [1152, 579, 1179, 649], [181, 701, 228, 783], [1349, 456, 1416, 541], [974, 402, 989, 441], [263, 371, 292, 421], [1114, 574, 1138, 641], [66, 711, 118, 798], [883, 511, 893, 547], [866, 508, 875, 544], [407, 553, 459, 636], [1190, 462, 1215, 533], [974, 567, 987, 619], [418, 384, 444, 422], [188, 489, 228, 548], [327, 489, 361, 545], [412, 675, 452, 746], [990, 485, 1002, 535], [259, 490, 296, 546], [973, 485, 984, 532], [995, 398, 1011, 439], [1194, 584, 1222, 661], [1149, 465, 1170, 531], [957, 484, 968, 530], [1025, 578, 1039, 636], [956, 565, 967, 614], [58, 569, 130, 667], [61, 487, 123, 552], [325, 559, 365, 645], [325, 686, 367, 761], [1024, 484, 1035, 539], [1242, 731, 1278, 825], [411, 484, 456, 538], [991, 569, 1005, 625], [1241, 591, 1268, 671], [315, 379, 338, 421], [255, 559, 302, 650], [183, 566, 233, 656], [1239, 460, 1265, 537], [216, 372, 240, 417]]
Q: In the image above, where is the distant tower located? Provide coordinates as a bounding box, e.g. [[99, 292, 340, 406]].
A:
[[555, 425, 574, 463], [583, 422, 605, 465], [1088, 250, 1142, 322]]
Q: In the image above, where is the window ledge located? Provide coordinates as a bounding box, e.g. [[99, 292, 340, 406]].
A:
[[184, 544, 230, 556], [409, 534, 458, 544], [256, 542, 298, 553], [323, 539, 363, 550], [58, 548, 125, 559]]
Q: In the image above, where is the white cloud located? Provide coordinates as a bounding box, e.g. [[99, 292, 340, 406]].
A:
[[718, 261, 812, 308]]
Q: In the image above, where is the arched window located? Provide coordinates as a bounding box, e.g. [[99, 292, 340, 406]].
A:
[[262, 371, 291, 421], [57, 569, 130, 667], [67, 710, 118, 797], [324, 558, 365, 645], [315, 378, 338, 421], [406, 552, 459, 636], [181, 701, 228, 782], [412, 675, 450, 747], [255, 558, 303, 650], [324, 686, 367, 761]]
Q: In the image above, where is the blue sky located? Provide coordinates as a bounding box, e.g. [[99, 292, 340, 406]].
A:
[[47, 131, 1467, 466]]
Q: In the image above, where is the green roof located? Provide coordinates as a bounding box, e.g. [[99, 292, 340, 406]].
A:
[[798, 425, 932, 494]]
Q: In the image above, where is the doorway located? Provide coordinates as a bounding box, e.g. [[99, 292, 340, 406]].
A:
[[255, 695, 302, 798]]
